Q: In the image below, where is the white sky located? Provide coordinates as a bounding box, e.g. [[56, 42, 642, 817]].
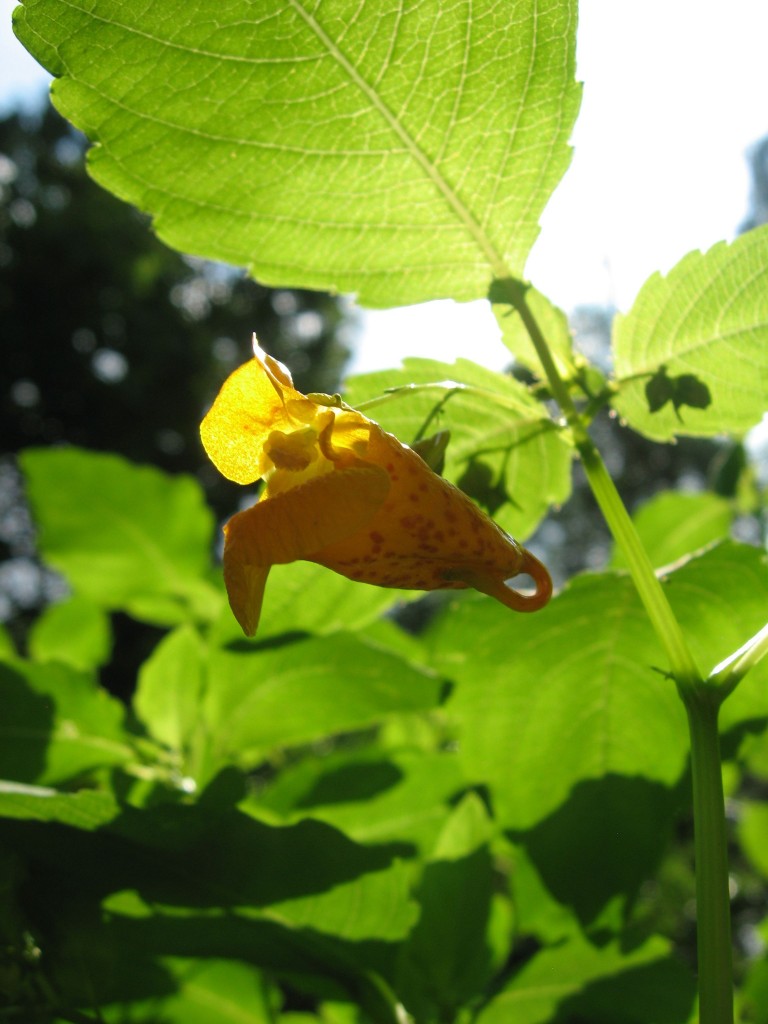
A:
[[3, 1, 768, 374]]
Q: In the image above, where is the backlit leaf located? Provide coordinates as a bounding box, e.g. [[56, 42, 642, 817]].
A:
[[346, 358, 572, 538], [612, 229, 768, 440], [14, 0, 580, 307], [21, 447, 222, 626]]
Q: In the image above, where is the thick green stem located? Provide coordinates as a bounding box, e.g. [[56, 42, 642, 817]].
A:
[[500, 279, 734, 1021], [687, 694, 734, 1024]]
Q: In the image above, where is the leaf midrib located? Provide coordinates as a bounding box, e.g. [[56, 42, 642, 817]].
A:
[[288, 0, 510, 278]]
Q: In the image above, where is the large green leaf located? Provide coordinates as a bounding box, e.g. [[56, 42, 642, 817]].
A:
[[204, 633, 443, 769], [428, 575, 687, 830], [21, 447, 222, 626], [345, 358, 572, 538], [612, 229, 768, 440], [14, 0, 580, 307], [428, 542, 768, 831]]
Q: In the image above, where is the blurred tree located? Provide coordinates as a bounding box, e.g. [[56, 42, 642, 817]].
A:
[[0, 100, 352, 649], [740, 135, 768, 233]]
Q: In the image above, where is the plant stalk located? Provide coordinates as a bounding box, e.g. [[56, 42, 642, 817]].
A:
[[686, 693, 734, 1024], [502, 279, 734, 1022]]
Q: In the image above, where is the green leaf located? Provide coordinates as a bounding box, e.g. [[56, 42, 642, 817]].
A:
[[346, 358, 572, 538], [739, 800, 768, 879], [254, 749, 465, 854], [429, 542, 768, 830], [21, 447, 222, 626], [429, 574, 688, 830], [134, 625, 206, 755], [27, 595, 113, 671], [397, 793, 499, 1022], [612, 229, 768, 440], [211, 559, 412, 646], [115, 957, 279, 1024], [14, 0, 580, 307], [0, 658, 135, 784], [204, 634, 443, 769], [475, 933, 695, 1024], [491, 283, 578, 381], [0, 782, 119, 828], [610, 491, 732, 570], [664, 543, 768, 732]]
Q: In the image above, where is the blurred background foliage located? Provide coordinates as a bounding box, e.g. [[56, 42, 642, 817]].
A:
[[1, 98, 768, 1023], [0, 101, 352, 665]]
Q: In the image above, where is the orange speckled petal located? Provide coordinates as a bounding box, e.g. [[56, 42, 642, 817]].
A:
[[200, 356, 305, 485], [223, 464, 390, 634], [468, 548, 553, 612]]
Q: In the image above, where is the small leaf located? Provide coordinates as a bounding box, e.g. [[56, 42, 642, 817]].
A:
[[612, 229, 768, 440], [346, 358, 572, 538], [21, 447, 222, 626], [27, 595, 112, 671]]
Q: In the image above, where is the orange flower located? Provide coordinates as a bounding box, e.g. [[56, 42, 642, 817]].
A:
[[201, 340, 552, 635]]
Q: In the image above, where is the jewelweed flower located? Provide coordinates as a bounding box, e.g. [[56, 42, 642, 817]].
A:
[[201, 340, 552, 636]]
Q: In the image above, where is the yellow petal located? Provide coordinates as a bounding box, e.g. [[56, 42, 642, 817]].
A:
[[200, 356, 305, 485], [223, 464, 390, 634]]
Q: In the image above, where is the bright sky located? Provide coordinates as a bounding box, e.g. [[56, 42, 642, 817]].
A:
[[3, 1, 768, 374]]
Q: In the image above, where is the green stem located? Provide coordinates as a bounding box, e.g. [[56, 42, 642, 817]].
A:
[[687, 693, 734, 1024], [499, 278, 733, 1021]]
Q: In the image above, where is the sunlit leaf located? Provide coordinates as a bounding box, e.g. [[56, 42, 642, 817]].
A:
[[346, 358, 572, 538], [134, 625, 206, 756], [28, 595, 112, 671], [612, 229, 768, 440], [253, 749, 465, 854], [428, 542, 768, 831], [21, 447, 222, 626], [428, 575, 687, 830], [0, 658, 134, 784], [204, 633, 443, 769], [14, 0, 580, 307], [0, 782, 119, 828], [609, 491, 732, 570]]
